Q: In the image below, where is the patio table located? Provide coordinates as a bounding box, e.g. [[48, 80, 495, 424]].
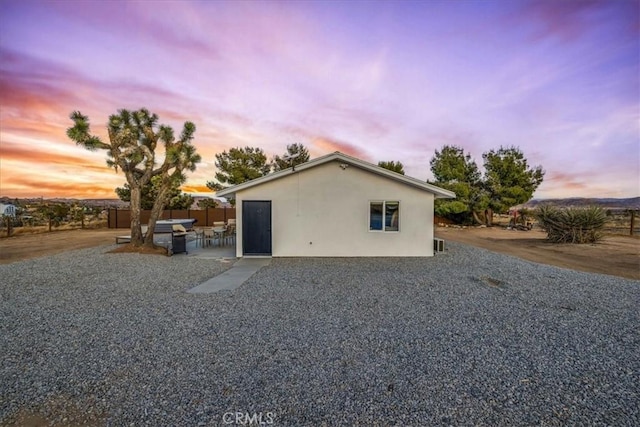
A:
[[212, 227, 226, 247]]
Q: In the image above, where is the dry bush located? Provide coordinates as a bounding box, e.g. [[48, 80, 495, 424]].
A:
[[0, 219, 107, 238], [536, 205, 607, 243]]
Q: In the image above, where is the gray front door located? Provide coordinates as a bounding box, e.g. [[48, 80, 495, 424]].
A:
[[242, 201, 272, 255]]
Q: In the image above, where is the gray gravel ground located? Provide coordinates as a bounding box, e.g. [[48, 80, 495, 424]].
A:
[[1, 242, 638, 426]]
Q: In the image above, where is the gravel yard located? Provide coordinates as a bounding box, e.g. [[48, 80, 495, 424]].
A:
[[1, 242, 638, 426]]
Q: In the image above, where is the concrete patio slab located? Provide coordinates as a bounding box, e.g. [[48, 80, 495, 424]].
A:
[[187, 258, 272, 293]]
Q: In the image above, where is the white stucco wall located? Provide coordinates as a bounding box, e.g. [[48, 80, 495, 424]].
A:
[[234, 160, 435, 257]]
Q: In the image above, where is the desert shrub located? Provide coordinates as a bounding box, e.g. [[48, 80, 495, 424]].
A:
[[536, 205, 606, 243]]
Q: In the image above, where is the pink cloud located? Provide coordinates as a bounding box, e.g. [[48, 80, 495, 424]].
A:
[[545, 171, 589, 190], [520, 0, 599, 41], [312, 136, 371, 160], [516, 0, 637, 42], [1, 174, 117, 199], [0, 52, 83, 114], [1, 2, 637, 199], [1, 142, 107, 172], [300, 103, 392, 141], [46, 1, 220, 60]]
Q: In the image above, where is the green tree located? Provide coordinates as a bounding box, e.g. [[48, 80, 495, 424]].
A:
[[429, 145, 487, 224], [115, 183, 153, 209], [272, 143, 311, 171], [197, 198, 218, 209], [69, 203, 89, 228], [378, 160, 405, 175], [37, 203, 70, 231], [116, 175, 194, 210], [207, 146, 271, 190], [482, 146, 544, 223], [166, 189, 194, 210], [67, 108, 201, 247]]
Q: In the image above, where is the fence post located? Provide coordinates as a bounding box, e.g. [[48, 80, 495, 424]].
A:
[[631, 210, 636, 236]]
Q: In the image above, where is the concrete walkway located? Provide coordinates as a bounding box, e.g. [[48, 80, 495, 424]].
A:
[[187, 258, 272, 293]]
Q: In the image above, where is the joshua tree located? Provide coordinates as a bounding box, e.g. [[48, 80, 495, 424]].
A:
[[67, 108, 201, 247]]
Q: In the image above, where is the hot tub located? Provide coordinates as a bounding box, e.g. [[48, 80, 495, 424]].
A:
[[153, 219, 197, 233]]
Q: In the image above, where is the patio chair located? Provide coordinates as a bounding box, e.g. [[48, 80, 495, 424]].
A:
[[212, 226, 226, 247], [192, 228, 205, 247], [224, 224, 236, 245], [203, 228, 215, 247]]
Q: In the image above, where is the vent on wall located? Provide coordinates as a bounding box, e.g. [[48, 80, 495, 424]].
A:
[[433, 238, 445, 253]]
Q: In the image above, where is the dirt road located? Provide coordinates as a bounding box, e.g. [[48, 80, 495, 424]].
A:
[[436, 226, 640, 281], [0, 229, 124, 264]]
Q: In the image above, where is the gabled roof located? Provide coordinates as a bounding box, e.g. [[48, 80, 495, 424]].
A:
[[216, 151, 456, 199]]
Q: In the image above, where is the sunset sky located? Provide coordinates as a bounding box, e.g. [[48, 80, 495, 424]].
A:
[[0, 0, 638, 200]]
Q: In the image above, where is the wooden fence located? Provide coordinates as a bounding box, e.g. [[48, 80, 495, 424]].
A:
[[108, 207, 236, 229]]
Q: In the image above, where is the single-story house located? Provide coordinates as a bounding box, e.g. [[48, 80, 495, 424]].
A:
[[216, 151, 455, 257], [0, 203, 17, 217]]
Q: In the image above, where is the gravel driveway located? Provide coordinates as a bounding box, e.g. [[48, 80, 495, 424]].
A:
[[1, 242, 638, 426]]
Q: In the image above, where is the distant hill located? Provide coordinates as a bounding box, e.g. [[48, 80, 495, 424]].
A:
[[0, 197, 128, 208], [519, 197, 640, 210]]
